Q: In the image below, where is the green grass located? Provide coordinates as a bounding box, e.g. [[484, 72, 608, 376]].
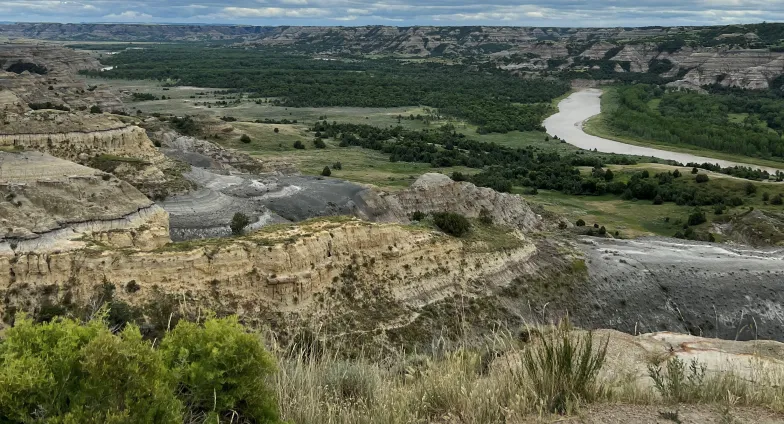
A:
[[583, 87, 784, 171], [527, 163, 784, 239]]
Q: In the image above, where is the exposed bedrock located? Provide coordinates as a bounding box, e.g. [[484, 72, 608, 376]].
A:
[[570, 237, 784, 341], [0, 151, 170, 252]]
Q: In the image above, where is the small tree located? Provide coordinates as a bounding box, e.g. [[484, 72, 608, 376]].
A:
[[652, 194, 663, 205], [273, 128, 280, 133], [313, 138, 326, 149], [672, 169, 681, 178], [763, 192, 770, 202], [321, 166, 331, 177], [744, 182, 757, 195], [691, 167, 699, 174], [90, 105, 102, 114], [410, 211, 426, 221], [293, 140, 305, 150], [230, 212, 250, 235], [432, 212, 471, 237], [772, 194, 784, 205], [240, 134, 251, 144], [604, 169, 614, 181], [576, 219, 586, 227], [695, 174, 709, 183]]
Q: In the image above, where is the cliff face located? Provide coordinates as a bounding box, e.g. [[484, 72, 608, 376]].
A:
[[0, 151, 170, 253], [0, 219, 540, 327]]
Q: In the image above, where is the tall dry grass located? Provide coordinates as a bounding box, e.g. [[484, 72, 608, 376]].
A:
[[269, 327, 784, 424]]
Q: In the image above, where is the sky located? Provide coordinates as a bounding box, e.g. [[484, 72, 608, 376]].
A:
[[0, 0, 781, 27]]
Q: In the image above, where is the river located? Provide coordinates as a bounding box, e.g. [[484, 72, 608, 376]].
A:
[[543, 89, 784, 174]]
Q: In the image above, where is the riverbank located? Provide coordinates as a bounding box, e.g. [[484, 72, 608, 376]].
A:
[[544, 89, 784, 174]]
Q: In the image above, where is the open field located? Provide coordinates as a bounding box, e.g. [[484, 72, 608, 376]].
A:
[[528, 163, 784, 239], [583, 87, 784, 171]]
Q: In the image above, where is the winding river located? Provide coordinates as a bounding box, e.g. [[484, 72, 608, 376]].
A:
[[543, 89, 784, 174]]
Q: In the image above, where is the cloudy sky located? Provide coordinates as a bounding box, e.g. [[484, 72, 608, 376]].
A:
[[0, 0, 780, 27]]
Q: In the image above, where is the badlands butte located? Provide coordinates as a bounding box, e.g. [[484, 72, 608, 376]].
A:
[[0, 36, 783, 352]]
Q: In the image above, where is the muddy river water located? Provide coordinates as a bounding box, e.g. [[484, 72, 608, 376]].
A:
[[543, 89, 783, 174]]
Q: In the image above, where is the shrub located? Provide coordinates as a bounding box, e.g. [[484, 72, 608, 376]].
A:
[[313, 138, 326, 148], [652, 194, 663, 205], [479, 208, 493, 226], [695, 174, 709, 183], [90, 105, 102, 114], [274, 128, 280, 133], [598, 226, 607, 235], [687, 209, 706, 226], [0, 315, 182, 423], [763, 192, 770, 202], [451, 171, 467, 182], [161, 317, 280, 423], [240, 134, 252, 143], [575, 219, 586, 227], [410, 210, 427, 221], [321, 166, 332, 177], [691, 167, 699, 174], [332, 161, 343, 170], [672, 169, 681, 178], [745, 182, 757, 195], [230, 212, 250, 235], [293, 140, 305, 149], [771, 194, 784, 205], [432, 212, 471, 237], [604, 169, 614, 181], [518, 328, 608, 413]]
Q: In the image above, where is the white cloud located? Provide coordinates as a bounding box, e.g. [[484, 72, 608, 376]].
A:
[[102, 11, 154, 20]]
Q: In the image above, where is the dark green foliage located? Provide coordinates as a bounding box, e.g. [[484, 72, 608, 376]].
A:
[[131, 92, 159, 101], [410, 211, 427, 221], [240, 134, 252, 143], [293, 140, 305, 149], [763, 192, 771, 201], [332, 161, 342, 170], [28, 102, 70, 112], [314, 138, 327, 148], [692, 167, 699, 174], [479, 208, 493, 226], [274, 127, 280, 133], [230, 212, 250, 235], [89, 105, 102, 114], [653, 194, 663, 205], [6, 61, 47, 75], [745, 182, 757, 195], [772, 194, 784, 205], [170, 115, 200, 136], [432, 212, 471, 237], [607, 85, 784, 161], [576, 219, 586, 227], [687, 209, 707, 226], [695, 174, 709, 183], [598, 226, 607, 235], [321, 166, 332, 177], [90, 45, 569, 134], [604, 169, 614, 181], [672, 169, 681, 178]]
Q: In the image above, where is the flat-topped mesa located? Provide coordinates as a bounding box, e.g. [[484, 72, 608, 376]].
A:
[[0, 151, 171, 253], [358, 173, 559, 232]]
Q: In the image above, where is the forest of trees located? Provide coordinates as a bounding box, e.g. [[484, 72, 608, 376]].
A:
[[86, 45, 569, 133], [313, 121, 768, 209], [605, 84, 784, 160]]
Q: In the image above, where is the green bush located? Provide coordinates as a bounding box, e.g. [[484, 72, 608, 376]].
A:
[[772, 194, 784, 205], [687, 209, 706, 226], [161, 316, 280, 423], [293, 140, 305, 149], [332, 161, 343, 170], [478, 208, 493, 226], [90, 105, 102, 114], [410, 210, 427, 221], [432, 212, 471, 237], [230, 212, 250, 236], [240, 134, 252, 143], [648, 357, 706, 403], [321, 166, 332, 177], [0, 315, 182, 423], [575, 219, 586, 227], [314, 138, 326, 148]]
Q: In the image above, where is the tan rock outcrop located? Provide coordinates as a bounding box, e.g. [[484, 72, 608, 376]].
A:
[[0, 151, 170, 252], [0, 218, 539, 326], [358, 173, 555, 231]]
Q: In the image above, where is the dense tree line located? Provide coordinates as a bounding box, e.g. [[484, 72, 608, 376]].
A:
[[606, 84, 784, 160], [313, 121, 759, 210], [86, 45, 569, 133]]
